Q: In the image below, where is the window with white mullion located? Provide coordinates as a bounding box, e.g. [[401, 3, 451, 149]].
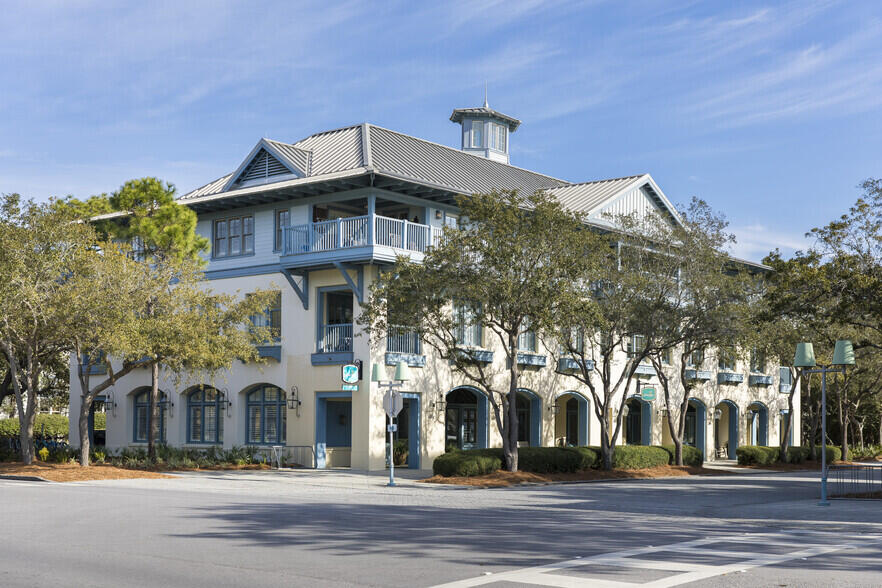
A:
[[518, 319, 536, 353]]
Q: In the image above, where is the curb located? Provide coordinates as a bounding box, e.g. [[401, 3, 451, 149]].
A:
[[0, 474, 52, 483]]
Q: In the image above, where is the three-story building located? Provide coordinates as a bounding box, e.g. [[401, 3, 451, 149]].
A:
[[68, 102, 799, 469]]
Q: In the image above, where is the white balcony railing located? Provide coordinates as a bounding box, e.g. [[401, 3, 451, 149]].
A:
[[318, 323, 353, 353], [282, 214, 443, 257], [386, 326, 422, 355]]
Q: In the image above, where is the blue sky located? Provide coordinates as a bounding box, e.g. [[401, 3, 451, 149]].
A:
[[2, 1, 880, 261]]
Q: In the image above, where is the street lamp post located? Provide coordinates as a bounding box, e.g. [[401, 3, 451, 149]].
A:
[[793, 339, 855, 506], [372, 362, 410, 487]]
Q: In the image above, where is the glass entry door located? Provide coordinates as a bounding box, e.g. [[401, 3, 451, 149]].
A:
[[446, 405, 477, 450], [684, 405, 697, 447]]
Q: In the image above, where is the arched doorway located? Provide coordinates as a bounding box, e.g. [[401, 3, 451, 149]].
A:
[[624, 397, 650, 445], [554, 392, 589, 447], [445, 387, 488, 450], [714, 400, 739, 459], [516, 389, 541, 447], [747, 402, 768, 446], [685, 398, 707, 459]]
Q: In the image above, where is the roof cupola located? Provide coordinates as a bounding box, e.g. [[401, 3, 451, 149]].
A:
[[450, 91, 520, 164]]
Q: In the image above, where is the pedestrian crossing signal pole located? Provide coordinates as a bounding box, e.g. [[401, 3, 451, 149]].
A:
[[373, 362, 410, 487]]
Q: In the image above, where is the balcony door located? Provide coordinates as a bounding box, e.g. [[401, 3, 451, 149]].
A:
[[320, 291, 353, 353]]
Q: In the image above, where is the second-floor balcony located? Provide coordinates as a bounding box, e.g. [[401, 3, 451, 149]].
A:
[[386, 326, 425, 367], [281, 214, 444, 268]]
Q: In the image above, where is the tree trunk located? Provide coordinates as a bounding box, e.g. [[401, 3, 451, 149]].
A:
[[504, 335, 520, 472], [78, 399, 92, 467], [600, 423, 613, 471], [148, 362, 160, 461], [778, 369, 798, 463]]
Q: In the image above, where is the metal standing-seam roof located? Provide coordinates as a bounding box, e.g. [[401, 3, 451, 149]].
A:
[[367, 125, 565, 195], [547, 175, 647, 215], [179, 123, 567, 202]]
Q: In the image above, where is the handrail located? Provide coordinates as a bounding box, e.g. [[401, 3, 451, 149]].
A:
[[282, 214, 443, 256], [318, 323, 353, 353]]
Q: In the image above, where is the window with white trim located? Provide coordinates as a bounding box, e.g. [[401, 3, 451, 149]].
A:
[[489, 123, 507, 151], [471, 120, 483, 148]]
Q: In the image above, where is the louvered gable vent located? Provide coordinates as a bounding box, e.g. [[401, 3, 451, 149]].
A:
[[236, 149, 292, 185]]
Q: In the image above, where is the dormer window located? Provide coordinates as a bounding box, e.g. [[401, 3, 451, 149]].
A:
[[470, 120, 484, 148]]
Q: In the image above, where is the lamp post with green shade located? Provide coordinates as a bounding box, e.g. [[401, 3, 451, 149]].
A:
[[793, 339, 855, 506], [372, 361, 410, 487]]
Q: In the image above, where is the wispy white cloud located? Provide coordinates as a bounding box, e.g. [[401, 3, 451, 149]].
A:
[[728, 223, 813, 261]]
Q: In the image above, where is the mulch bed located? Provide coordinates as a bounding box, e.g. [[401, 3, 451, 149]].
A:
[[0, 462, 176, 482], [421, 465, 724, 487], [0, 461, 272, 482]]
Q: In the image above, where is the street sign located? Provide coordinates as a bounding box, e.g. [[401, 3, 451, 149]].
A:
[[383, 390, 404, 417], [641, 387, 656, 401], [387, 424, 397, 433], [342, 384, 358, 391], [342, 364, 359, 384]]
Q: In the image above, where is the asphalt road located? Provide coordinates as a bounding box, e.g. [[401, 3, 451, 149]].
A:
[[2, 468, 881, 587]]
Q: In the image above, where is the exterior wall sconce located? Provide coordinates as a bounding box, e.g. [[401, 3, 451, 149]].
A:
[[104, 390, 116, 413], [431, 395, 446, 414], [548, 402, 559, 416], [621, 404, 630, 417], [657, 408, 668, 417], [713, 408, 722, 420], [219, 388, 233, 417], [287, 385, 302, 417]]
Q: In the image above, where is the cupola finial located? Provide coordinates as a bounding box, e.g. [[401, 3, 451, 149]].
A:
[[483, 82, 488, 108]]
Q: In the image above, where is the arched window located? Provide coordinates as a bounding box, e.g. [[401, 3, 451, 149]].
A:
[[188, 387, 224, 444], [246, 385, 286, 445], [133, 390, 167, 443]]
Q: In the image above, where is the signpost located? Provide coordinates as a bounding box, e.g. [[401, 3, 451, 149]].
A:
[[372, 362, 410, 487], [383, 389, 404, 487]]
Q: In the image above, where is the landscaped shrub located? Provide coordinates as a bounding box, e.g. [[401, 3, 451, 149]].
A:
[[661, 445, 703, 467], [393, 439, 409, 466], [516, 447, 583, 473], [38, 447, 49, 461], [432, 450, 502, 477], [810, 445, 842, 463], [850, 445, 882, 461], [611, 445, 671, 469], [736, 445, 779, 466], [0, 414, 70, 440], [784, 446, 810, 463], [103, 445, 261, 469], [572, 446, 600, 470], [432, 446, 601, 477]]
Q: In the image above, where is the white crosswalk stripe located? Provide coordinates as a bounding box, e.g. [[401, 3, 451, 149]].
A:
[[431, 530, 882, 588]]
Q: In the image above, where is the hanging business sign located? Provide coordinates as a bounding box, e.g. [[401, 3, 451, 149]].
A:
[[342, 363, 360, 384], [641, 387, 656, 401]]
